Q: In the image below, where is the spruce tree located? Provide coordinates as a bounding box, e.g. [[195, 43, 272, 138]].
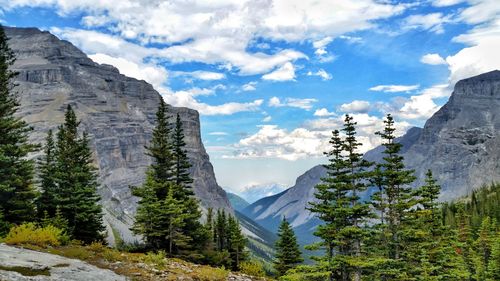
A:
[[37, 129, 58, 217], [173, 113, 193, 191], [309, 129, 346, 280], [375, 114, 416, 261], [341, 114, 374, 281], [274, 217, 303, 277], [227, 215, 247, 270], [0, 24, 38, 225], [54, 105, 104, 243]]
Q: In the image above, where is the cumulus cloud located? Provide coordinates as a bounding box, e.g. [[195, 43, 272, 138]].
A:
[[226, 114, 411, 160], [6, 0, 407, 76], [242, 81, 257, 91], [420, 53, 447, 65], [370, 84, 420, 93], [339, 100, 371, 113], [307, 69, 332, 80], [314, 108, 336, 117], [268, 97, 318, 110], [262, 62, 296, 81]]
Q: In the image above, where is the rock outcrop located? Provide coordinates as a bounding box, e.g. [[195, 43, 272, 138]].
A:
[[5, 27, 232, 243], [0, 244, 127, 281], [242, 71, 500, 243]]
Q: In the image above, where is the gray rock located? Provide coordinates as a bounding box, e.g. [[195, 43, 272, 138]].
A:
[[0, 244, 127, 281], [5, 26, 232, 243]]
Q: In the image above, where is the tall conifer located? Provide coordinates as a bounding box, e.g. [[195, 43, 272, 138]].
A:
[[0, 25, 38, 225], [274, 217, 303, 277]]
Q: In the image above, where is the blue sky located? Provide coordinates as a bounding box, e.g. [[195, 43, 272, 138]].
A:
[[2, 0, 499, 199]]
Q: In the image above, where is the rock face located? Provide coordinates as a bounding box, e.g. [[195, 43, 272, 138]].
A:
[[242, 71, 500, 243], [5, 27, 232, 243], [0, 244, 127, 281]]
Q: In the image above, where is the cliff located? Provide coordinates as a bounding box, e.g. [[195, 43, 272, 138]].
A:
[[5, 27, 232, 243]]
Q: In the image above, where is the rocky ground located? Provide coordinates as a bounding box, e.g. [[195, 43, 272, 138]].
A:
[[0, 244, 266, 281], [0, 244, 126, 281]]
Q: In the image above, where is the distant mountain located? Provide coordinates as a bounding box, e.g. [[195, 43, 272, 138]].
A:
[[226, 192, 250, 211], [239, 183, 287, 203], [235, 210, 277, 263], [242, 70, 500, 245]]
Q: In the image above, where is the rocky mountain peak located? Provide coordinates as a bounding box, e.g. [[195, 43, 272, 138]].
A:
[[5, 26, 232, 243]]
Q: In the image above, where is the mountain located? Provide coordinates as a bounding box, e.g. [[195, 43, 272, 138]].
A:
[[239, 183, 287, 203], [227, 192, 250, 211], [5, 27, 233, 243], [242, 70, 500, 244]]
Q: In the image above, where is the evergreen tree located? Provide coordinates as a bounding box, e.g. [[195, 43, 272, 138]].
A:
[[309, 129, 346, 280], [0, 24, 38, 225], [147, 100, 174, 186], [172, 113, 193, 190], [215, 209, 228, 251], [375, 114, 416, 262], [54, 105, 104, 243], [227, 215, 247, 270], [486, 232, 500, 280], [164, 185, 190, 254], [341, 114, 374, 281], [274, 217, 303, 277], [37, 129, 58, 217]]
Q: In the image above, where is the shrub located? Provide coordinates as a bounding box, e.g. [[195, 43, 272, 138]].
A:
[[102, 248, 124, 262], [239, 261, 266, 277], [192, 266, 228, 281], [143, 251, 167, 268], [88, 241, 106, 253], [3, 223, 67, 247]]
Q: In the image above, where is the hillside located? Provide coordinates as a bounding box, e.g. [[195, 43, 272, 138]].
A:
[[227, 193, 250, 211]]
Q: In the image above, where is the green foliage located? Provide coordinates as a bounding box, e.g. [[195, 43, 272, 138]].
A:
[[3, 223, 68, 247], [239, 261, 266, 277], [0, 25, 38, 226], [309, 114, 375, 280], [133, 100, 208, 258], [38, 105, 105, 244], [274, 218, 303, 277]]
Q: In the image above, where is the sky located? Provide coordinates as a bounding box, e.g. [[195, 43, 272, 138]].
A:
[[1, 0, 499, 200]]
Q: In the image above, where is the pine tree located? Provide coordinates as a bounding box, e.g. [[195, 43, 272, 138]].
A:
[[147, 100, 174, 187], [0, 24, 38, 225], [274, 217, 303, 277], [172, 113, 193, 191], [171, 113, 207, 254], [309, 129, 346, 280], [215, 209, 228, 251], [486, 232, 500, 280], [341, 114, 374, 281], [375, 114, 416, 262], [164, 185, 190, 254], [37, 129, 58, 217], [54, 105, 104, 243], [227, 215, 247, 270]]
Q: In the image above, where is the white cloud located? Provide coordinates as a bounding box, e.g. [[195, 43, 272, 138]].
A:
[[370, 84, 420, 93], [432, 0, 464, 7], [209, 132, 228, 136], [314, 108, 336, 117], [420, 53, 447, 65], [242, 81, 257, 91], [391, 84, 450, 120], [307, 69, 332, 80], [262, 116, 272, 122], [447, 17, 500, 85], [174, 70, 226, 81], [402, 13, 453, 34], [161, 87, 263, 116], [268, 97, 318, 110], [89, 53, 167, 89], [7, 0, 407, 76], [338, 35, 363, 43], [339, 100, 371, 113], [227, 114, 411, 160], [459, 0, 500, 25], [262, 62, 296, 81]]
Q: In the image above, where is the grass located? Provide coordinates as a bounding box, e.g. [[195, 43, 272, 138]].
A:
[[0, 265, 50, 277]]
